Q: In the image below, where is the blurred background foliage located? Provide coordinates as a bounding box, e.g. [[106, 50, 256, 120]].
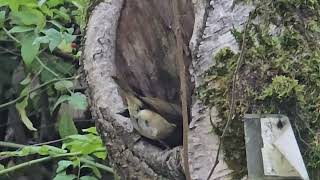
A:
[[0, 0, 113, 180]]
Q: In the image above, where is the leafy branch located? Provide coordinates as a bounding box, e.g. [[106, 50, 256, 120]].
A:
[[0, 76, 78, 110]]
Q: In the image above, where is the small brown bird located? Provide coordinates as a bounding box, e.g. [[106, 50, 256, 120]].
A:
[[111, 76, 182, 147]]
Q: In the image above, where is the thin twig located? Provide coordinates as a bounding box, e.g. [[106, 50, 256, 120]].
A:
[[206, 15, 252, 180], [3, 25, 73, 94], [0, 46, 20, 56], [35, 57, 60, 77], [80, 157, 114, 173], [0, 141, 113, 174], [31, 138, 68, 146], [0, 152, 80, 175], [0, 76, 77, 110], [2, 27, 21, 44], [77, 157, 81, 180]]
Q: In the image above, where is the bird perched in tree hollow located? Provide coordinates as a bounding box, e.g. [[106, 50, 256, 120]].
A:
[[111, 76, 182, 147]]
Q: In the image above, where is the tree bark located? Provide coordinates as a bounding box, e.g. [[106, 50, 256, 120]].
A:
[[83, 0, 252, 179]]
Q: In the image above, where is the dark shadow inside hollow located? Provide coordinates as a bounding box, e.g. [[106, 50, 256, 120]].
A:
[[115, 0, 195, 147]]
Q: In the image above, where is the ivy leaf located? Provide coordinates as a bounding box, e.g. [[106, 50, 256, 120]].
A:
[[20, 74, 31, 85], [53, 7, 70, 21], [54, 80, 74, 91], [21, 33, 39, 66], [57, 39, 73, 53], [64, 134, 106, 157], [53, 93, 88, 111], [46, 29, 63, 51], [82, 127, 98, 135], [8, 26, 34, 33], [56, 160, 73, 173], [38, 0, 47, 6], [16, 96, 37, 131], [93, 150, 107, 160], [10, 7, 46, 30], [68, 92, 88, 110], [53, 173, 76, 180], [40, 5, 54, 17], [35, 28, 62, 52], [58, 107, 78, 138], [81, 164, 101, 178], [80, 176, 98, 180], [38, 145, 49, 155], [53, 95, 70, 111], [62, 32, 76, 43], [46, 0, 64, 8]]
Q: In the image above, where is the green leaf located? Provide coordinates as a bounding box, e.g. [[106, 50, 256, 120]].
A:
[[93, 151, 107, 160], [35, 28, 62, 51], [0, 0, 9, 7], [81, 164, 101, 178], [62, 32, 76, 43], [57, 39, 73, 53], [16, 97, 37, 131], [69, 92, 88, 110], [53, 95, 70, 111], [80, 176, 98, 180], [83, 127, 98, 135], [8, 26, 34, 33], [38, 145, 49, 155], [53, 173, 76, 180], [53, 7, 70, 21], [40, 5, 54, 17], [56, 160, 73, 173], [46, 28, 62, 51], [20, 74, 31, 85], [46, 0, 64, 8], [64, 134, 106, 156], [48, 20, 63, 29], [0, 11, 5, 28], [21, 33, 40, 66], [54, 80, 74, 91], [58, 107, 78, 138], [0, 145, 65, 157], [38, 0, 47, 6], [10, 7, 46, 30]]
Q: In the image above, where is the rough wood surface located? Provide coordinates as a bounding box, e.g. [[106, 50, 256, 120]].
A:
[[189, 0, 252, 179], [83, 0, 187, 179], [116, 0, 194, 103], [83, 0, 254, 179]]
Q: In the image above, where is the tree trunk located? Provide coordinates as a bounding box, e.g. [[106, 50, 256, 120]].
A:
[[82, 0, 251, 179]]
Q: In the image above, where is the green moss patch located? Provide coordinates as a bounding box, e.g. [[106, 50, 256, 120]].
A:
[[197, 0, 320, 178]]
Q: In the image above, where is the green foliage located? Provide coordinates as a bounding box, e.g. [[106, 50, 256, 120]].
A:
[[53, 92, 88, 111], [0, 127, 110, 178], [16, 96, 37, 131], [0, 0, 89, 135], [259, 76, 304, 102], [198, 0, 320, 178], [58, 109, 78, 138], [0, 0, 108, 179]]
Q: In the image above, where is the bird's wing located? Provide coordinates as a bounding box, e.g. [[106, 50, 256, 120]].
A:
[[111, 76, 137, 96], [140, 96, 182, 123]]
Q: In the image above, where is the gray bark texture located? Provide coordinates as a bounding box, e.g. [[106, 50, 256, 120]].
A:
[[82, 0, 251, 179]]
